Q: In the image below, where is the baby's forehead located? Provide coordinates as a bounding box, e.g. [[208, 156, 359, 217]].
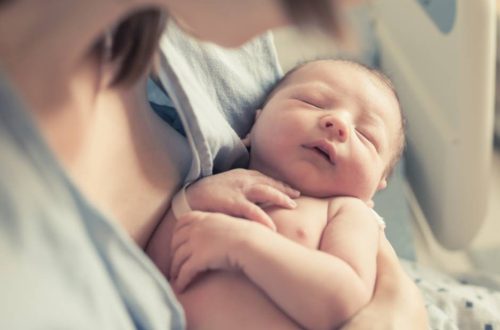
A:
[[287, 60, 386, 89], [287, 61, 398, 110]]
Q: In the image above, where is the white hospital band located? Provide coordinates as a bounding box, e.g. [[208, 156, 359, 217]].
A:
[[370, 208, 386, 230], [172, 183, 386, 230]]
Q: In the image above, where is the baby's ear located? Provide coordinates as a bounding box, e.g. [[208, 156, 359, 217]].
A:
[[377, 178, 387, 191], [242, 109, 263, 147]]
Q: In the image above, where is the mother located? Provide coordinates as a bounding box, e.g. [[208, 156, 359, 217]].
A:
[[0, 0, 426, 329]]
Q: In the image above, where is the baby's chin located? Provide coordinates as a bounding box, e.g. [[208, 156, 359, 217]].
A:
[[249, 162, 374, 201], [285, 176, 373, 202]]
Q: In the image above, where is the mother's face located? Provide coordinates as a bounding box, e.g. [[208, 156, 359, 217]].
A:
[[166, 0, 353, 48], [166, 0, 290, 47]]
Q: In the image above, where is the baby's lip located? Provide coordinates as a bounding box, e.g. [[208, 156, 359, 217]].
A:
[[303, 140, 337, 165]]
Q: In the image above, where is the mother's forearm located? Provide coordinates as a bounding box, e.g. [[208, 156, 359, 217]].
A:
[[339, 237, 428, 330]]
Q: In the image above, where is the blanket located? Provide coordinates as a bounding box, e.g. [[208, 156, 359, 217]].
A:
[[402, 260, 500, 330]]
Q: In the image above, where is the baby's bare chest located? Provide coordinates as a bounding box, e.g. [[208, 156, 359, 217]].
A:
[[264, 197, 330, 249]]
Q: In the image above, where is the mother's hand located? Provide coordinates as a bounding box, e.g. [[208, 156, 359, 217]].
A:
[[339, 236, 428, 330], [184, 169, 300, 230]]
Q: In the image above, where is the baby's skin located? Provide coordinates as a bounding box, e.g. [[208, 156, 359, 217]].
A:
[[148, 189, 381, 330], [178, 196, 331, 329]]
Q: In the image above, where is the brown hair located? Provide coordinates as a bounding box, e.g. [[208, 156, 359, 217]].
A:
[[95, 0, 350, 87], [104, 0, 343, 85], [94, 9, 166, 86], [90, 1, 346, 87]]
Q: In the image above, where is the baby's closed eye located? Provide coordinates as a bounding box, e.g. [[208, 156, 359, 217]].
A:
[[355, 128, 379, 151], [293, 90, 332, 109]]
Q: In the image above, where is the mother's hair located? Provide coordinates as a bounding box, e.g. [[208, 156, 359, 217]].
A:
[[0, 0, 345, 88], [0, 1, 346, 78], [93, 0, 345, 87], [95, 9, 166, 87]]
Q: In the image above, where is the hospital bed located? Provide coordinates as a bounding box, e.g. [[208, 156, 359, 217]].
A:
[[360, 0, 500, 326], [371, 0, 496, 251]]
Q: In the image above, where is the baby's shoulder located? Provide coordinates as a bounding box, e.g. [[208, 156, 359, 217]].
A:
[[326, 197, 386, 229], [326, 196, 370, 220]]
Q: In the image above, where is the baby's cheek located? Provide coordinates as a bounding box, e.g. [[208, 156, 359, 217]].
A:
[[343, 161, 377, 198]]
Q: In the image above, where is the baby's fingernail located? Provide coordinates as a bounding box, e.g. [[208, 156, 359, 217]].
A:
[[288, 199, 297, 208]]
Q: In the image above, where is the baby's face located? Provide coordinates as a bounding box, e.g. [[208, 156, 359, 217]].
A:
[[248, 61, 402, 201]]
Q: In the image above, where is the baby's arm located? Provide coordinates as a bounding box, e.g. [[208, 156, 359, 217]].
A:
[[236, 197, 380, 329], [146, 168, 299, 275], [170, 197, 381, 330], [318, 197, 381, 316]]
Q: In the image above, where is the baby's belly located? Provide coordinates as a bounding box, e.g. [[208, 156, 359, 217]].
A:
[[177, 271, 302, 330], [178, 197, 327, 329]]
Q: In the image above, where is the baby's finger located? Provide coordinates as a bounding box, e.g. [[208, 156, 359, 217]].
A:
[[170, 224, 191, 253], [170, 242, 191, 280], [173, 212, 199, 232], [246, 184, 298, 209], [234, 201, 276, 231], [251, 172, 300, 198], [175, 260, 200, 293]]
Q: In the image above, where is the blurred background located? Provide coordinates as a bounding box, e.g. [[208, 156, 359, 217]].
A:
[[272, 1, 500, 277]]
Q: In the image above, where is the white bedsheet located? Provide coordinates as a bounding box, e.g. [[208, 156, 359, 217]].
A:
[[402, 260, 500, 329]]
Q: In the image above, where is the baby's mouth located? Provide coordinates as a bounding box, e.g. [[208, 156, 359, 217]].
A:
[[303, 141, 336, 165], [314, 146, 331, 162]]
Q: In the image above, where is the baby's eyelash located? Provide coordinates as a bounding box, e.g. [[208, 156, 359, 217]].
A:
[[356, 129, 379, 151], [294, 93, 330, 109], [299, 99, 323, 109]]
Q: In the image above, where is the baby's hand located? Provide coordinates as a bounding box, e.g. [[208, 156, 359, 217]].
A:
[[185, 169, 300, 230], [169, 211, 253, 291]]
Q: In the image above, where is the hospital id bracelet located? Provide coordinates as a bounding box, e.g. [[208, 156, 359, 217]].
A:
[[370, 208, 386, 230], [171, 184, 192, 219]]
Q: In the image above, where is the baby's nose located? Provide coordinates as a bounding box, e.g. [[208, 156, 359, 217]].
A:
[[320, 115, 349, 142]]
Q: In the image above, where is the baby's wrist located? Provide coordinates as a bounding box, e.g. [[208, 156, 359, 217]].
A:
[[171, 184, 192, 219], [182, 179, 207, 211], [230, 222, 269, 270]]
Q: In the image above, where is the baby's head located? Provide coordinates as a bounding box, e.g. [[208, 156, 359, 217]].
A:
[[245, 59, 405, 202]]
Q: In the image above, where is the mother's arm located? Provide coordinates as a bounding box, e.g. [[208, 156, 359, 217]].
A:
[[340, 235, 428, 330], [146, 168, 300, 274]]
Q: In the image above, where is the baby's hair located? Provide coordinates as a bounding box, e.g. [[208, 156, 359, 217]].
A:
[[261, 58, 406, 179]]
